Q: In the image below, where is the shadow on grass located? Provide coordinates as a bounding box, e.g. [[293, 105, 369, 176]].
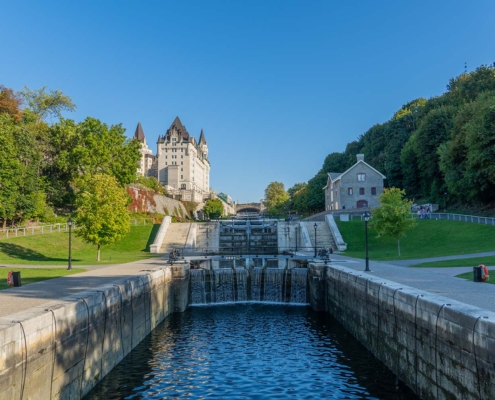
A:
[[0, 242, 79, 262], [144, 224, 161, 252]]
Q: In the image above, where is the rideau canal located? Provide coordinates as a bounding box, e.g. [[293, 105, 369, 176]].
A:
[[85, 303, 418, 399]]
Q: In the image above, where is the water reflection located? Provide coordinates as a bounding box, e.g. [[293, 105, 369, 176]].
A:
[[85, 305, 418, 399]]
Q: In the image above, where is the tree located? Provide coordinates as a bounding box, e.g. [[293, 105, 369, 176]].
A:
[[46, 117, 141, 206], [0, 86, 23, 122], [203, 198, 224, 219], [370, 187, 415, 257], [264, 182, 289, 215], [0, 114, 21, 228], [21, 86, 76, 123], [74, 174, 131, 261]]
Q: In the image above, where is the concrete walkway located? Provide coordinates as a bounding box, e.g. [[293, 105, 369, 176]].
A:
[[384, 250, 495, 267], [0, 256, 172, 318], [326, 253, 495, 313], [1, 252, 495, 318]]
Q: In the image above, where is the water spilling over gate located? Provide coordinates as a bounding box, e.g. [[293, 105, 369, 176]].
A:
[[189, 267, 308, 305]]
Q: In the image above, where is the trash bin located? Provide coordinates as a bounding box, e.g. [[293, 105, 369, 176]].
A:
[[473, 266, 482, 282], [12, 271, 21, 287]]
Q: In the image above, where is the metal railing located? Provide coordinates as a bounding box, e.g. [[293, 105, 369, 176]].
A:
[[346, 212, 495, 225]]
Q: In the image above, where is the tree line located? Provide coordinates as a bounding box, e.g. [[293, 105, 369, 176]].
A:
[[270, 63, 495, 214]]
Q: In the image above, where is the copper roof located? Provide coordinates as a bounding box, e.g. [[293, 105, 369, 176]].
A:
[[134, 122, 145, 143]]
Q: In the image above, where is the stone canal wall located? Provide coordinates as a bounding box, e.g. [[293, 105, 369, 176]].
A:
[[0, 265, 190, 400], [309, 263, 495, 400]]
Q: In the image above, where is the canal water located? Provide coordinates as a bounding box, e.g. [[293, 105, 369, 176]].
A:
[[85, 304, 418, 399]]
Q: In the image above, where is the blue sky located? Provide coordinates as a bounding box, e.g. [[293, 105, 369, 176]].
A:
[[2, 1, 494, 203]]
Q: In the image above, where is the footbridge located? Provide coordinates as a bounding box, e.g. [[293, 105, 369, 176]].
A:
[[236, 202, 263, 214]]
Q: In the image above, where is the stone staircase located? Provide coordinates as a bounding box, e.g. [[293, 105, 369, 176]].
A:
[[304, 221, 336, 252], [195, 222, 220, 253], [160, 223, 192, 253]]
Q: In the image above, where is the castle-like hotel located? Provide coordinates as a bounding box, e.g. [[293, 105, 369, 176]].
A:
[[134, 117, 211, 203]]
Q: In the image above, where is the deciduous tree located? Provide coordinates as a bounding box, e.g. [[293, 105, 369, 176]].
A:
[[74, 174, 130, 261], [203, 198, 224, 219], [264, 182, 289, 215], [370, 187, 415, 257]]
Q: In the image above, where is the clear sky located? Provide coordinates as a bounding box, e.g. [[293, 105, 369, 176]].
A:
[[2, 1, 494, 203]]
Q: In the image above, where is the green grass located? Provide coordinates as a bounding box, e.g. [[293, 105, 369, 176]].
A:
[[0, 224, 160, 265], [455, 270, 495, 284], [0, 268, 86, 290], [412, 257, 495, 268], [336, 219, 495, 260]]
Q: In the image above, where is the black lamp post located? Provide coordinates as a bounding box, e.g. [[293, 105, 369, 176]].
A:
[[295, 226, 298, 252], [67, 217, 73, 270], [363, 212, 371, 272], [314, 223, 318, 257]]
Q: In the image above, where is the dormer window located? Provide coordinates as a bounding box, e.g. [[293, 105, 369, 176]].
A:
[[357, 173, 366, 182]]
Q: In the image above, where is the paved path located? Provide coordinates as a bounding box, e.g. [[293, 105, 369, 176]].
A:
[[383, 250, 495, 267], [327, 253, 495, 313], [1, 252, 495, 319], [0, 256, 172, 318]]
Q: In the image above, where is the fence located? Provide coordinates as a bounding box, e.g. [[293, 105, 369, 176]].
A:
[[0, 218, 155, 239], [347, 212, 495, 226]]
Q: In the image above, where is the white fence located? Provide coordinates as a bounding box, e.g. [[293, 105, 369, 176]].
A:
[[0, 218, 155, 239]]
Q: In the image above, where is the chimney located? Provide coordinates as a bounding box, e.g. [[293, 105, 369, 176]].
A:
[[357, 154, 365, 162]]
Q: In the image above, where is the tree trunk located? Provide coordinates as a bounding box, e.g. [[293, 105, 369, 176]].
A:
[[398, 238, 401, 257], [2, 219, 6, 230], [97, 244, 101, 262]]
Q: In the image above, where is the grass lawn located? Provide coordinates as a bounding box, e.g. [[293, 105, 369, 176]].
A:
[[412, 257, 495, 268], [0, 268, 87, 290], [455, 270, 495, 284], [0, 224, 160, 266], [336, 219, 495, 261]]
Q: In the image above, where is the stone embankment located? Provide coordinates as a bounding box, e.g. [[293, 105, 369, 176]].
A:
[[309, 263, 495, 400], [0, 264, 189, 400]]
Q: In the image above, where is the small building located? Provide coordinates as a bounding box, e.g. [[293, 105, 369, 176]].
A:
[[323, 154, 386, 211]]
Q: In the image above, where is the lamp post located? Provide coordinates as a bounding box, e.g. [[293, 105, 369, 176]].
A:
[[67, 217, 73, 270], [363, 212, 371, 272], [314, 223, 318, 257], [295, 226, 298, 252]]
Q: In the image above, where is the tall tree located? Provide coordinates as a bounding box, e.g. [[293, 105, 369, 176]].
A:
[[0, 86, 23, 122], [264, 182, 289, 215], [203, 198, 224, 219], [370, 187, 415, 257], [75, 174, 130, 261], [21, 86, 76, 123]]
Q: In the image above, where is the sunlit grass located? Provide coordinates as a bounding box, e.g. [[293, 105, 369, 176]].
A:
[[0, 224, 160, 265], [336, 219, 495, 260]]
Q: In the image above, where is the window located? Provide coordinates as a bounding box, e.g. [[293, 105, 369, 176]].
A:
[[181, 168, 183, 171], [181, 162, 183, 165], [371, 187, 377, 195], [359, 188, 365, 195], [357, 173, 366, 181], [181, 175, 183, 179], [165, 162, 167, 165], [348, 188, 353, 195]]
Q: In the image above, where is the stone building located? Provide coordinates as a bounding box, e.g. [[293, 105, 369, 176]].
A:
[[323, 154, 386, 211], [134, 117, 211, 203], [134, 122, 155, 177]]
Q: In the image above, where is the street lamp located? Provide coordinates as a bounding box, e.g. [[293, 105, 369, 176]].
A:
[[314, 223, 318, 257], [363, 212, 371, 272], [67, 217, 73, 270], [295, 226, 298, 252]]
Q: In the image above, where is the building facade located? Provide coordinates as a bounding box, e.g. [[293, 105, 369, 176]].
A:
[[134, 117, 211, 202], [323, 154, 386, 211], [134, 122, 155, 177]]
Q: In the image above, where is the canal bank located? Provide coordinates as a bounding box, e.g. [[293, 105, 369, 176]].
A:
[[309, 263, 495, 399], [0, 258, 494, 399]]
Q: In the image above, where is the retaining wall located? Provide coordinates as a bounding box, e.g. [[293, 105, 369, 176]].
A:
[[0, 265, 190, 400], [309, 263, 495, 400]]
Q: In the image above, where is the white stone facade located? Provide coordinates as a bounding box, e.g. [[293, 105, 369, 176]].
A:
[[134, 117, 211, 202]]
